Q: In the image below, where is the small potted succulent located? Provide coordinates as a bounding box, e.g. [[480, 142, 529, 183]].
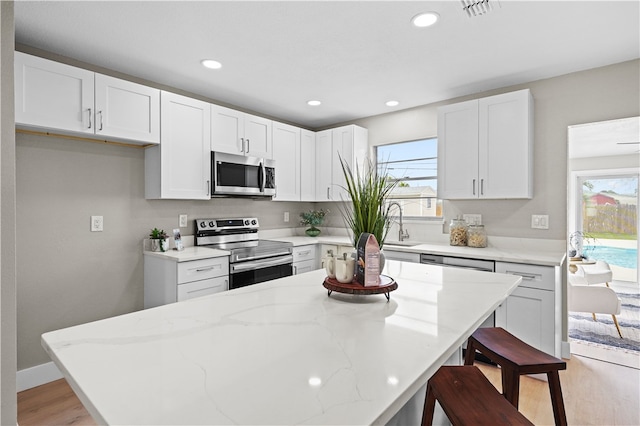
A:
[[300, 209, 329, 237], [149, 228, 169, 252]]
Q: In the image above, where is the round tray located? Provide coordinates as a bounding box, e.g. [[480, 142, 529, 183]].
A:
[[323, 275, 397, 301]]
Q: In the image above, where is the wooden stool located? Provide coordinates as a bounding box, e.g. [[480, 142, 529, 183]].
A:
[[464, 327, 567, 426], [421, 365, 533, 426]]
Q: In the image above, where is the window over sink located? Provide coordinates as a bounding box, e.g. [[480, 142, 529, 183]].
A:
[[376, 138, 442, 219]]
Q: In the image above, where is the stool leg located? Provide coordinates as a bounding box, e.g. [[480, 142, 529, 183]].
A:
[[464, 340, 476, 365], [547, 371, 568, 426], [421, 382, 436, 426], [612, 315, 623, 338], [502, 368, 521, 408]]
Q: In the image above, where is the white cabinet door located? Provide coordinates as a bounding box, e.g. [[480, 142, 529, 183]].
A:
[[177, 276, 229, 301], [272, 121, 300, 201], [437, 89, 533, 200], [211, 104, 272, 158], [495, 286, 555, 356], [315, 129, 333, 201], [211, 104, 244, 154], [244, 114, 272, 159], [293, 260, 317, 275], [94, 74, 160, 144], [146, 91, 211, 199], [479, 90, 533, 198], [300, 129, 316, 201], [332, 125, 355, 202], [15, 51, 94, 134], [437, 100, 479, 199]]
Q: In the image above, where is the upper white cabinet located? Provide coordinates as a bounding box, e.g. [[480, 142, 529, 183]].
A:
[[14, 52, 160, 145], [211, 104, 272, 159], [316, 125, 368, 202], [272, 121, 301, 201], [437, 89, 533, 199], [300, 129, 316, 201], [145, 91, 211, 199]]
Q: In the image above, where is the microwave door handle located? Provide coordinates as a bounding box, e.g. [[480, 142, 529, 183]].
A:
[[259, 162, 266, 192]]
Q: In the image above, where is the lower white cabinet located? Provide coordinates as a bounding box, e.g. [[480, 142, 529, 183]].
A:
[[383, 250, 421, 263], [494, 261, 558, 356], [144, 254, 229, 308], [292, 245, 318, 275]]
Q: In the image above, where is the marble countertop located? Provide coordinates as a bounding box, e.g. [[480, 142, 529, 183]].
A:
[[270, 236, 566, 267], [42, 261, 521, 425], [143, 246, 230, 262]]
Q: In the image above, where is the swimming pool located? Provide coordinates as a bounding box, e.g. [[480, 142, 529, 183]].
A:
[[584, 245, 638, 269]]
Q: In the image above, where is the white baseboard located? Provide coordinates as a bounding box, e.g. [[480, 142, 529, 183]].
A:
[[561, 340, 571, 359], [17, 362, 62, 392]]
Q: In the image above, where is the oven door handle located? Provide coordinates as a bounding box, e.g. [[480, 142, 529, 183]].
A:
[[231, 255, 293, 272], [233, 250, 292, 262]]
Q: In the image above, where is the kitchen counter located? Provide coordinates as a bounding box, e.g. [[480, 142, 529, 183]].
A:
[[271, 235, 566, 267], [143, 246, 230, 262], [42, 261, 521, 425]]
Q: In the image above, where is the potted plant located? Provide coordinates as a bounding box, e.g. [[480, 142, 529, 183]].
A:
[[568, 231, 597, 259], [300, 209, 329, 237], [149, 227, 169, 252], [338, 156, 398, 249]]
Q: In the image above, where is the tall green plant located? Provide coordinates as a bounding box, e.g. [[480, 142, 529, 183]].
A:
[[339, 156, 398, 249]]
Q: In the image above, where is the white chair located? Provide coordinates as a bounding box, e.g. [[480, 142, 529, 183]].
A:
[[574, 260, 613, 287], [568, 274, 622, 338]]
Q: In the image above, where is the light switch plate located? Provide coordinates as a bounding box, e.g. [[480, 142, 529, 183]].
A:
[[91, 215, 103, 232], [531, 214, 549, 229], [179, 214, 188, 227], [284, 212, 290, 222], [463, 214, 482, 225]]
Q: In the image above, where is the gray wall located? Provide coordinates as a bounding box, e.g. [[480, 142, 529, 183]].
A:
[[1, 1, 17, 423], [353, 59, 640, 241], [16, 59, 640, 370]]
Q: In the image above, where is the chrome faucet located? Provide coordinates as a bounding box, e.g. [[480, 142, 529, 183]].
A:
[[388, 202, 410, 242]]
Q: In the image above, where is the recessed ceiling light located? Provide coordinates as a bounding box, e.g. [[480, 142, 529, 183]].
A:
[[201, 59, 222, 69], [412, 12, 439, 28], [386, 100, 399, 107], [307, 100, 321, 106]]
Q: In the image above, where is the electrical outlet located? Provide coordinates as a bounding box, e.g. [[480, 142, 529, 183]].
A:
[[531, 214, 549, 229], [91, 215, 103, 232], [463, 214, 482, 225], [284, 211, 290, 222], [179, 214, 188, 227]]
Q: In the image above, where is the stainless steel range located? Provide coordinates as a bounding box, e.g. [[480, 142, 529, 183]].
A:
[[195, 218, 293, 290]]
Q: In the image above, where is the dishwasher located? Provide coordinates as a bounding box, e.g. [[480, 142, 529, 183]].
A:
[[420, 253, 497, 364]]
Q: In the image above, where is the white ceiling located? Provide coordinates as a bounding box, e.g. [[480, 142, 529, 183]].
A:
[[14, 1, 640, 129]]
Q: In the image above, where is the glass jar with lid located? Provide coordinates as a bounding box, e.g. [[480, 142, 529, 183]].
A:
[[449, 217, 468, 246], [467, 225, 488, 248]]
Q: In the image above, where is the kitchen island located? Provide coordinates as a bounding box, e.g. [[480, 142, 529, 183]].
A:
[[42, 261, 521, 425]]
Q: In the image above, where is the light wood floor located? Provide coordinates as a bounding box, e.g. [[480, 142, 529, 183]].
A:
[[17, 354, 640, 425]]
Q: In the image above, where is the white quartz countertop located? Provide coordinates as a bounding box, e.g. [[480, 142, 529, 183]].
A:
[[143, 246, 230, 262], [42, 261, 521, 425], [271, 235, 566, 267]]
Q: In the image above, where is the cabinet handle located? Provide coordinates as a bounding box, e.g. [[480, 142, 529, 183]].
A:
[[506, 271, 538, 280], [299, 250, 311, 256], [246, 139, 250, 154], [480, 179, 484, 195], [327, 187, 330, 199], [240, 138, 245, 153], [207, 180, 210, 196], [87, 108, 92, 129], [472, 179, 476, 195], [196, 266, 216, 272], [293, 265, 297, 275], [98, 110, 103, 131]]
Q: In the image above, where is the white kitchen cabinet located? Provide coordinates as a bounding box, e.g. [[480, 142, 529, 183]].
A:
[[383, 250, 420, 263], [292, 245, 318, 274], [315, 125, 369, 202], [300, 129, 316, 201], [15, 52, 160, 145], [145, 91, 211, 199], [272, 121, 300, 201], [495, 261, 558, 357], [211, 104, 272, 158], [319, 244, 356, 269], [144, 255, 229, 308], [437, 89, 533, 199]]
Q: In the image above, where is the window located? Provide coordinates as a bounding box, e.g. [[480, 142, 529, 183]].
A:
[[376, 138, 442, 218]]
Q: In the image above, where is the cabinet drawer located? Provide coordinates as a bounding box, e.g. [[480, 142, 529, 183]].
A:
[[293, 245, 316, 262], [177, 257, 229, 284], [495, 262, 554, 291], [177, 276, 228, 301], [293, 259, 318, 275], [383, 250, 420, 263]]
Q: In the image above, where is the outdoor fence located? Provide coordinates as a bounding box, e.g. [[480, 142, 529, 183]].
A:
[[583, 204, 637, 235]]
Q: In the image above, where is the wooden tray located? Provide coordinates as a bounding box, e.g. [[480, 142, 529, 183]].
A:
[[323, 275, 397, 301]]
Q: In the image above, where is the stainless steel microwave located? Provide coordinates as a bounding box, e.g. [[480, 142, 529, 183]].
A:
[[211, 152, 276, 197]]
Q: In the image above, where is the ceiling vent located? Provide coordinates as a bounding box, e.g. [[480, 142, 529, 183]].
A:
[[461, 0, 499, 17]]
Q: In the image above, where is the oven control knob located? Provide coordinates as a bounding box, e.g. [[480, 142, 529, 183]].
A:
[[209, 221, 215, 228], [200, 221, 206, 228], [244, 219, 250, 226], [251, 219, 257, 225]]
